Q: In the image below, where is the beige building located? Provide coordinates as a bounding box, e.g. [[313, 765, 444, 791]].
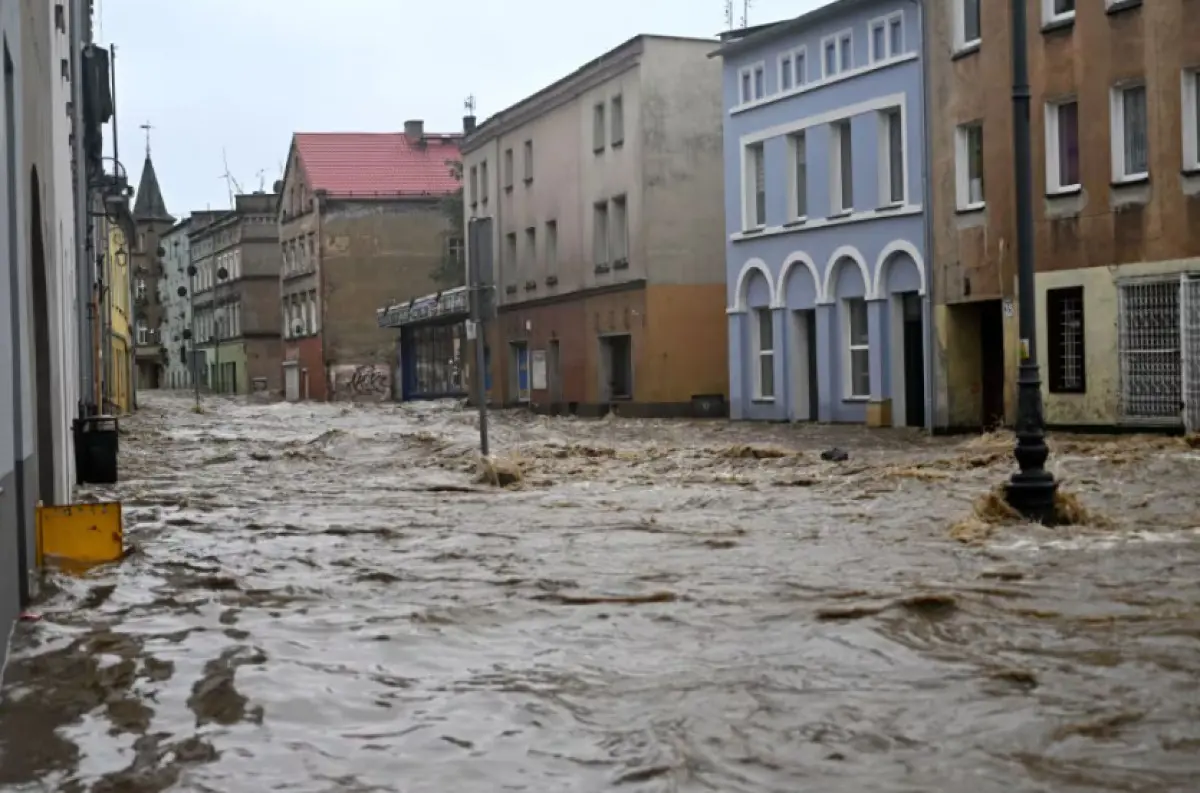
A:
[[462, 34, 728, 416], [928, 0, 1200, 431]]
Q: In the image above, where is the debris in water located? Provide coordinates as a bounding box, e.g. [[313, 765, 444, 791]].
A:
[[820, 448, 849, 462], [537, 590, 677, 606], [249, 451, 273, 462], [201, 452, 238, 466], [815, 602, 889, 621], [898, 592, 958, 617], [950, 485, 1110, 543], [475, 455, 524, 487], [989, 667, 1038, 688], [720, 443, 794, 459]]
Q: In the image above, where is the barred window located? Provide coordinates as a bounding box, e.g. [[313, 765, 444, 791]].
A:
[[1047, 286, 1085, 393]]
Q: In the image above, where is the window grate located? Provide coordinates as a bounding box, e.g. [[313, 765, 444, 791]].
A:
[[1117, 279, 1181, 423], [1182, 276, 1200, 432]]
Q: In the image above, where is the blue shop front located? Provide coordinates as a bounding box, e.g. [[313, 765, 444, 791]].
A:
[[377, 287, 471, 401]]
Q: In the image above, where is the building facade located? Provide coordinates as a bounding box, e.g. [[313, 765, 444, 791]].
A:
[[377, 286, 470, 401], [929, 0, 1200, 431], [3, 0, 86, 660], [463, 35, 729, 416], [105, 222, 134, 413], [158, 217, 192, 388], [190, 193, 282, 395], [277, 124, 461, 402], [130, 151, 174, 390], [719, 0, 929, 426]]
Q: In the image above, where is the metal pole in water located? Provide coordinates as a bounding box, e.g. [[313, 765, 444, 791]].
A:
[[468, 216, 493, 457]]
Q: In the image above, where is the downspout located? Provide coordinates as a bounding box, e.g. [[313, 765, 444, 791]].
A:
[[70, 0, 93, 416], [912, 0, 936, 433]]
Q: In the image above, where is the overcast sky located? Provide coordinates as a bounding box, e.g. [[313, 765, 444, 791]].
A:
[[99, 0, 829, 216]]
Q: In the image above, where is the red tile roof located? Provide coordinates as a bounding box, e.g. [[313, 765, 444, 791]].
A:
[[293, 132, 461, 198]]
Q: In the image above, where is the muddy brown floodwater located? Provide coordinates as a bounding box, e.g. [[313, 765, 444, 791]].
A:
[[2, 392, 1200, 792]]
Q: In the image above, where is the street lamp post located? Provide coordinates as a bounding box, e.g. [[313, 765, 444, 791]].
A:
[[214, 265, 229, 394], [1005, 0, 1058, 522]]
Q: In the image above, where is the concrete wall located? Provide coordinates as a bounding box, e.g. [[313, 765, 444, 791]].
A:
[[721, 0, 928, 425], [3, 0, 82, 665], [158, 220, 192, 388]]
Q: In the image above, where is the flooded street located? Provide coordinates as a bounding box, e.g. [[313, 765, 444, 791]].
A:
[[3, 392, 1200, 792]]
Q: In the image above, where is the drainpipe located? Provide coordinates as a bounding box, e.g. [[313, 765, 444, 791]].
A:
[[70, 0, 94, 415], [911, 0, 936, 433]]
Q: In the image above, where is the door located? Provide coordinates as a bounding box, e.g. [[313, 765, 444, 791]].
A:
[[790, 310, 818, 421], [902, 293, 925, 428], [979, 300, 1005, 429], [1182, 275, 1200, 432], [548, 340, 562, 403], [510, 342, 530, 403], [284, 364, 299, 402]]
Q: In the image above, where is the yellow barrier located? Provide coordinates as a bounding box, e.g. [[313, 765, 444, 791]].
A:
[[35, 502, 124, 567]]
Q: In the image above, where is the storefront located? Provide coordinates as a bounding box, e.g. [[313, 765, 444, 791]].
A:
[[378, 287, 469, 401]]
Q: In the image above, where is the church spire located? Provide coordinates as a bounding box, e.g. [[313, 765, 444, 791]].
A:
[[132, 144, 173, 223]]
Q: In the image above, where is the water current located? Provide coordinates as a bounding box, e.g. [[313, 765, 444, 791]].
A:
[[1, 392, 1198, 792]]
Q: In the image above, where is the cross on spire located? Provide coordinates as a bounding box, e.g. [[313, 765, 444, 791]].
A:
[[139, 120, 153, 158]]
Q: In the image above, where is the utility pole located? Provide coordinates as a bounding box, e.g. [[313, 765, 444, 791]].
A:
[[467, 216, 494, 457], [1004, 0, 1058, 522]]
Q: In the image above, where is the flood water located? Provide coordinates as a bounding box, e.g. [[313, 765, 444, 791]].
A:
[[2, 392, 1199, 792]]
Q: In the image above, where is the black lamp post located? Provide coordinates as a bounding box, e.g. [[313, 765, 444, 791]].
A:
[[1004, 0, 1058, 522]]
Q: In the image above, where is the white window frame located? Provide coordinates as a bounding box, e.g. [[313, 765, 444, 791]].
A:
[[1110, 81, 1150, 183], [1045, 97, 1081, 193], [831, 119, 854, 215], [869, 12, 904, 63], [752, 307, 775, 401], [877, 106, 907, 206], [955, 121, 985, 210], [743, 142, 766, 230], [843, 297, 870, 400], [1042, 0, 1075, 25], [1182, 68, 1200, 172], [778, 45, 806, 92], [738, 61, 767, 104], [788, 131, 808, 221], [953, 0, 982, 52], [820, 29, 853, 79]]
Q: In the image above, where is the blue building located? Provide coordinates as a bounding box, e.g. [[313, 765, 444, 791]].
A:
[[718, 0, 930, 427]]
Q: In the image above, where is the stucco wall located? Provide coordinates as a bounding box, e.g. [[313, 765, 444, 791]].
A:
[[721, 0, 928, 425]]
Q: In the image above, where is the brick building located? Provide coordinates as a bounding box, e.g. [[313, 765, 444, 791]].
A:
[[189, 193, 282, 394], [277, 123, 461, 401], [929, 0, 1200, 430]]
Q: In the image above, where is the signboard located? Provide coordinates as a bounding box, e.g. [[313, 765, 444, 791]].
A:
[[377, 286, 468, 328], [531, 349, 547, 391], [468, 216, 495, 321]]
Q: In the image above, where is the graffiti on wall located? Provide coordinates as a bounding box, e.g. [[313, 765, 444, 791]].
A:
[[332, 364, 391, 402]]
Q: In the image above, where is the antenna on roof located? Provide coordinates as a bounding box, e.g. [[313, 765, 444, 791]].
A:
[[219, 148, 243, 207], [256, 169, 266, 192], [465, 95, 476, 115], [725, 0, 750, 27]]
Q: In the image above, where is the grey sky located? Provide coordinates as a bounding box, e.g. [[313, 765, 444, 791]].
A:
[[101, 0, 829, 216]]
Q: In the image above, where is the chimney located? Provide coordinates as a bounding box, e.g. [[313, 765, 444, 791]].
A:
[[404, 119, 425, 142], [463, 114, 477, 135]]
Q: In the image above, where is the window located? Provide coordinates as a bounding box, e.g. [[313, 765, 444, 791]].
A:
[[789, 132, 807, 219], [593, 202, 609, 265], [480, 160, 489, 201], [744, 142, 766, 228], [831, 119, 854, 214], [739, 63, 765, 103], [611, 95, 624, 146], [469, 165, 479, 205], [593, 102, 606, 151], [1047, 286, 1085, 393], [1043, 0, 1074, 24], [870, 14, 904, 64], [753, 308, 775, 400], [845, 297, 870, 399], [545, 220, 558, 272], [880, 107, 905, 204], [1046, 98, 1080, 192], [503, 148, 514, 189], [954, 0, 981, 51], [1185, 69, 1200, 171], [821, 31, 853, 78], [309, 291, 319, 334], [523, 140, 533, 182], [505, 232, 517, 269], [955, 122, 985, 209], [1111, 83, 1148, 181], [525, 226, 536, 268], [136, 321, 148, 345], [779, 47, 806, 91], [610, 195, 628, 263], [448, 235, 464, 265]]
